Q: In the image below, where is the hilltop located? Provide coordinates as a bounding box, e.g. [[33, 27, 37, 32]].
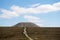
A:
[[14, 22, 39, 27]]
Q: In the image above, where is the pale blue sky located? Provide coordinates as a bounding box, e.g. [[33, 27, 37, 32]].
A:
[[0, 0, 60, 27]]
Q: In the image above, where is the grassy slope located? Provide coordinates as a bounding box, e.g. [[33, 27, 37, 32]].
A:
[[0, 27, 60, 40]]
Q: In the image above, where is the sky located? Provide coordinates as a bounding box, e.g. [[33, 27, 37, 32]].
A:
[[0, 0, 60, 27]]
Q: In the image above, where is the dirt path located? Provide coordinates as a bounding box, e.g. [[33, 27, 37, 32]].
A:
[[23, 27, 33, 40]]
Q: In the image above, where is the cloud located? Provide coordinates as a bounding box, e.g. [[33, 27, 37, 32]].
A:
[[0, 2, 60, 18], [53, 2, 60, 10], [24, 15, 41, 23], [29, 3, 40, 7], [0, 9, 19, 18], [11, 6, 27, 14], [11, 2, 60, 14], [24, 15, 43, 26]]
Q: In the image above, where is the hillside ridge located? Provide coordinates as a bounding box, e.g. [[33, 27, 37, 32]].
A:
[[14, 22, 39, 27]]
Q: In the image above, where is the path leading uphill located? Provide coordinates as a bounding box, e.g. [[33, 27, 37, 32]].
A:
[[23, 27, 33, 40]]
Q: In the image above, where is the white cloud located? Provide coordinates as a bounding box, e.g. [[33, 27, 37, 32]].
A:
[[24, 15, 43, 26], [11, 2, 60, 14], [53, 2, 60, 10], [0, 2, 60, 18], [11, 5, 27, 14], [29, 3, 40, 7], [24, 15, 41, 22], [0, 9, 19, 18]]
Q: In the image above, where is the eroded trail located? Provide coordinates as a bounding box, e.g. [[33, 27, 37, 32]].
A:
[[23, 27, 33, 40]]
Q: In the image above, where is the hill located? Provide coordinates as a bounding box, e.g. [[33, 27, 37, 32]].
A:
[[0, 22, 60, 40], [14, 22, 39, 27]]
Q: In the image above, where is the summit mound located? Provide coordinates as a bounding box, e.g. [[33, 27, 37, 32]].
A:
[[14, 22, 40, 27]]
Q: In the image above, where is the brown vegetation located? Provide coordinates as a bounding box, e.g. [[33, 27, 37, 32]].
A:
[[0, 22, 60, 40]]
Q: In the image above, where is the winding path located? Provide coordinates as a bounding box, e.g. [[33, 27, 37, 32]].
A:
[[23, 27, 33, 40]]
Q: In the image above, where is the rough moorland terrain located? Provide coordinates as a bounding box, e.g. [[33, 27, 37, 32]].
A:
[[0, 22, 60, 40]]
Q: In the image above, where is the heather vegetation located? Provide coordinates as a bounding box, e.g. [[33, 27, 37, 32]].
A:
[[0, 22, 60, 40]]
